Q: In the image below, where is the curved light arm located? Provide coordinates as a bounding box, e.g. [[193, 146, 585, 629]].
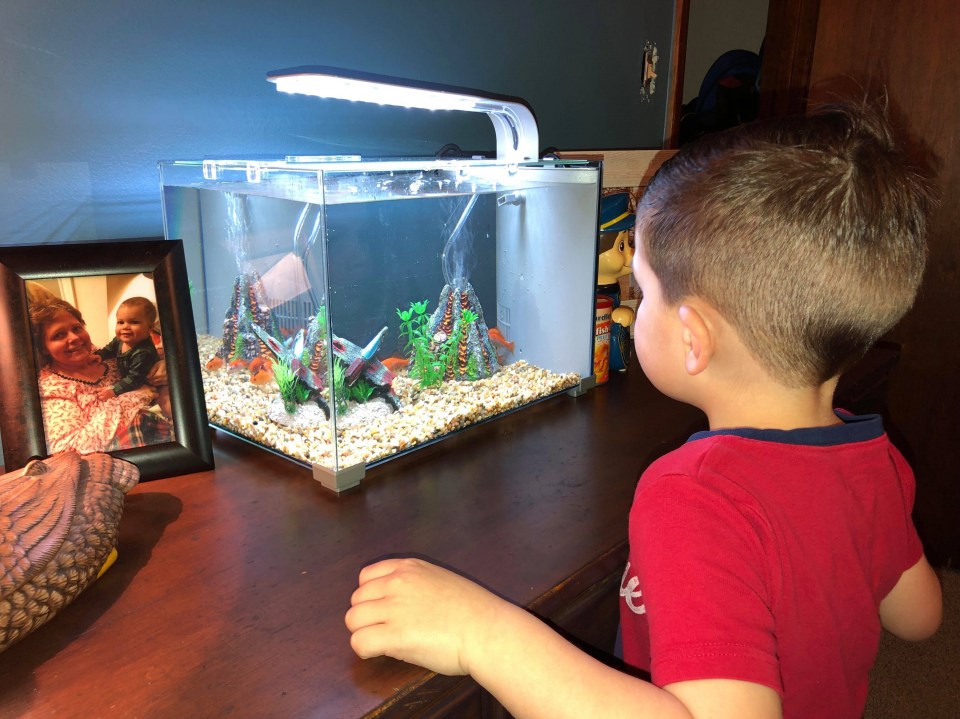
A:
[[267, 66, 540, 162]]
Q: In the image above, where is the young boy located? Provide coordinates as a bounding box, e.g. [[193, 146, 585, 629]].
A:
[[96, 296, 161, 400], [345, 103, 943, 719]]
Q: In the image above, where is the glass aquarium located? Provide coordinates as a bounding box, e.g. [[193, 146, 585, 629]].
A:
[[160, 156, 600, 490]]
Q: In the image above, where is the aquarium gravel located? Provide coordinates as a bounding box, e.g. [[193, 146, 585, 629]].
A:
[[198, 335, 580, 472]]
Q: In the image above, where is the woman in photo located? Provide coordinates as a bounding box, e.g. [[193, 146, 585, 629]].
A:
[[27, 283, 174, 453]]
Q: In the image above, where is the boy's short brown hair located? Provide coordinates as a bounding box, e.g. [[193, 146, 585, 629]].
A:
[[639, 101, 933, 387]]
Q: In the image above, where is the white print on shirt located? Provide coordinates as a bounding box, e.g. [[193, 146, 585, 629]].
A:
[[620, 562, 645, 614]]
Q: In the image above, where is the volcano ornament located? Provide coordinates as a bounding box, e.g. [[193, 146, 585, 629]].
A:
[[426, 278, 501, 381]]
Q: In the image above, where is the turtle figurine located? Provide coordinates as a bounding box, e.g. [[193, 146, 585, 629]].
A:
[[1, 452, 139, 653]]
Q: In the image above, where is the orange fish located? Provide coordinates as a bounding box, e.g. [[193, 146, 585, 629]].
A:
[[488, 328, 515, 353], [381, 356, 411, 372], [248, 356, 266, 374], [205, 356, 224, 371], [250, 369, 274, 385], [228, 357, 248, 371]]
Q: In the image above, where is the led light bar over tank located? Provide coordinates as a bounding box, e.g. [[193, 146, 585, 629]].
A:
[[160, 67, 601, 492], [267, 65, 540, 163]]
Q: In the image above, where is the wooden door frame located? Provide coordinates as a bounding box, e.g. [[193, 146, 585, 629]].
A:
[[664, 0, 691, 148], [758, 0, 822, 117]]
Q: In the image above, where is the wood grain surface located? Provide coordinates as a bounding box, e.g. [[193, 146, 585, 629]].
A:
[[0, 360, 704, 718]]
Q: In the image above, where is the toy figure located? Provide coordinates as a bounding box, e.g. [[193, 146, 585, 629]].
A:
[[597, 192, 637, 372]]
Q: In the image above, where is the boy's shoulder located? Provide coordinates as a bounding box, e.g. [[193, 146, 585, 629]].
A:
[[640, 432, 730, 491], [638, 414, 903, 504]]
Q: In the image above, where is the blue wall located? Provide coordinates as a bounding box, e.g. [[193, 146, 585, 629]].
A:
[[0, 0, 676, 244]]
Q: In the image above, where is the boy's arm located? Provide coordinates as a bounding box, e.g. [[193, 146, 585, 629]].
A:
[[878, 554, 942, 641], [346, 558, 781, 719]]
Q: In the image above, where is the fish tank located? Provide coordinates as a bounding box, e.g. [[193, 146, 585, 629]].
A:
[[158, 68, 601, 491]]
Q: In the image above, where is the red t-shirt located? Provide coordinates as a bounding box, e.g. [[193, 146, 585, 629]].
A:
[[620, 412, 923, 719]]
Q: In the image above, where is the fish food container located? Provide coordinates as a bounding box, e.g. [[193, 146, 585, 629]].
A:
[[159, 67, 601, 491]]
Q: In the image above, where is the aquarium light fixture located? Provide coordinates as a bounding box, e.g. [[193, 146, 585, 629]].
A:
[[267, 66, 540, 163]]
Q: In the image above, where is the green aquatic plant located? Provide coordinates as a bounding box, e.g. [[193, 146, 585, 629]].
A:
[[439, 308, 477, 381], [456, 310, 480, 381], [437, 328, 461, 379], [397, 300, 444, 388], [331, 357, 349, 416], [349, 378, 376, 403], [397, 300, 429, 353], [272, 356, 311, 414], [466, 353, 480, 382], [329, 359, 378, 415], [232, 332, 245, 362]]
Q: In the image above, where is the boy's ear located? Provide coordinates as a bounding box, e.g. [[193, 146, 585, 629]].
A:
[[677, 304, 714, 376]]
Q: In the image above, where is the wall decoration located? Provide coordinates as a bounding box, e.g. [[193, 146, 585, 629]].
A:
[[641, 41, 660, 100]]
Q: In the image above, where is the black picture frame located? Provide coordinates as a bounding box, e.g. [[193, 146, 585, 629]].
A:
[[0, 238, 213, 480]]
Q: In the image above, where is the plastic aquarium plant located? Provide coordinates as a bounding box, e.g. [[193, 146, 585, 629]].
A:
[[331, 357, 349, 416], [272, 356, 311, 413], [232, 332, 245, 362], [397, 301, 429, 355], [433, 310, 470, 381], [329, 358, 378, 416], [398, 300, 443, 388], [349, 377, 376, 403], [453, 309, 478, 380]]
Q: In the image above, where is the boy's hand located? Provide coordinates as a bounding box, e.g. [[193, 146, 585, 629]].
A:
[[97, 387, 116, 400], [345, 557, 502, 676]]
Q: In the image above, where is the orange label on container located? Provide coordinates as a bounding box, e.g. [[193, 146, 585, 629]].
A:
[[594, 296, 613, 384]]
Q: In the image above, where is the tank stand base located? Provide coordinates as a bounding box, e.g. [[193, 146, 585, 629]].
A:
[[312, 462, 366, 493], [567, 375, 598, 397]]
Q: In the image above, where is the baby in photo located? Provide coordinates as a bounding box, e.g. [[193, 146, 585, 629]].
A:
[[96, 296, 161, 400]]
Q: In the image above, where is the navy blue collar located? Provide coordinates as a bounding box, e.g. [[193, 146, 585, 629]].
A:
[[688, 411, 884, 447]]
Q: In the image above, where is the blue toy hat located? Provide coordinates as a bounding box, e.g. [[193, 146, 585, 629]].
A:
[[599, 192, 635, 233]]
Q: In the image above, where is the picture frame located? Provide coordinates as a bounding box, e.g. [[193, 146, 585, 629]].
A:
[[0, 238, 214, 481]]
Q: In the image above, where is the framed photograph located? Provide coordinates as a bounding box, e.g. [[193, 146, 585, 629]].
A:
[[0, 238, 213, 480]]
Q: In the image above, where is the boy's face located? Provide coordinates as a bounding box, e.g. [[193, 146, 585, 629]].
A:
[[116, 305, 152, 345], [631, 227, 685, 399]]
